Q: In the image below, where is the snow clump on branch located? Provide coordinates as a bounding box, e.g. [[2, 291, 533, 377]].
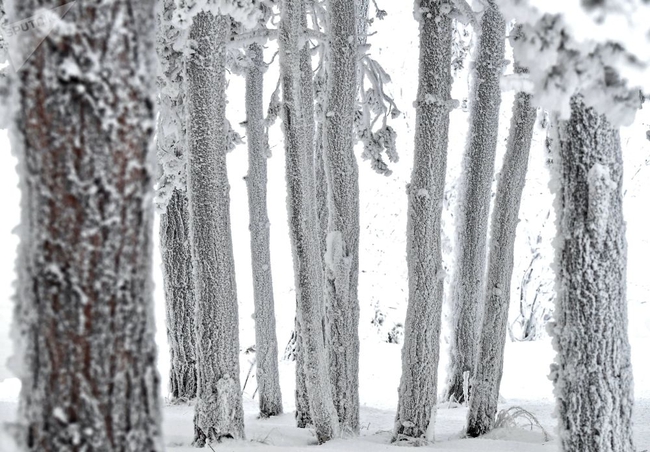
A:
[[496, 0, 650, 126], [171, 0, 263, 30]]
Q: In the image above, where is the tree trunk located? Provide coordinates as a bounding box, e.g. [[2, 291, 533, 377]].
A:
[[245, 42, 283, 419], [550, 96, 635, 452], [160, 191, 197, 401], [279, 0, 339, 443], [445, 0, 505, 404], [293, 17, 318, 427], [323, 0, 360, 435], [186, 11, 245, 444], [11, 1, 162, 450], [466, 71, 536, 437], [393, 0, 452, 443], [157, 0, 197, 403], [294, 315, 312, 428]]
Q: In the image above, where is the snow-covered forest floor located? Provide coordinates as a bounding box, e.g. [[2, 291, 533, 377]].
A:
[[1, 3, 649, 451], [1, 339, 649, 451]]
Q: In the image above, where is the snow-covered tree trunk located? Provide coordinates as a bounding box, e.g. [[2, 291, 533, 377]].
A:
[[157, 0, 197, 403], [323, 0, 360, 435], [466, 66, 536, 437], [393, 0, 452, 443], [356, 0, 370, 43], [160, 191, 197, 401], [185, 11, 245, 444], [279, 0, 340, 443], [294, 315, 312, 428], [294, 16, 318, 428], [550, 95, 635, 452], [10, 1, 162, 450], [245, 42, 283, 418], [445, 0, 505, 404]]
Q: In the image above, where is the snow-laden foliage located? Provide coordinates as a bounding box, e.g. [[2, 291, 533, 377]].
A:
[[496, 0, 649, 126], [549, 96, 635, 452], [356, 57, 401, 176], [467, 60, 537, 437], [445, 0, 505, 405], [9, 0, 163, 449], [393, 0, 453, 443], [171, 0, 263, 30]]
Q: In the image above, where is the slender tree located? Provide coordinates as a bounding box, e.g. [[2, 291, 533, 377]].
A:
[[244, 41, 283, 418], [323, 0, 361, 435], [393, 0, 453, 443], [445, 0, 505, 404], [466, 57, 537, 436], [550, 95, 635, 452], [279, 0, 339, 443], [185, 11, 245, 444], [10, 0, 162, 450], [294, 6, 319, 426], [156, 0, 197, 403]]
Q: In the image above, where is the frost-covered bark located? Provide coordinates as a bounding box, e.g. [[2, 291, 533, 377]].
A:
[[356, 0, 370, 43], [185, 12, 245, 444], [293, 316, 312, 428], [445, 0, 505, 404], [160, 191, 197, 401], [550, 96, 635, 452], [245, 42, 283, 418], [323, 0, 360, 435], [393, 0, 452, 443], [157, 0, 197, 403], [294, 15, 318, 428], [279, 0, 339, 443], [466, 66, 537, 437], [10, 1, 162, 450]]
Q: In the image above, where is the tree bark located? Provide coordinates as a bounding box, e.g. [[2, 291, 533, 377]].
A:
[[294, 315, 312, 428], [393, 0, 452, 443], [157, 0, 197, 403], [467, 72, 536, 437], [445, 0, 505, 404], [323, 0, 361, 435], [245, 42, 283, 419], [550, 96, 635, 452], [293, 16, 318, 427], [279, 0, 339, 443], [186, 11, 245, 444], [160, 191, 197, 402], [11, 1, 162, 450]]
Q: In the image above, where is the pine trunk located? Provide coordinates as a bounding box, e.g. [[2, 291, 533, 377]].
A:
[[294, 315, 312, 428], [466, 81, 536, 437], [323, 0, 361, 435], [11, 1, 162, 450], [293, 21, 318, 428], [157, 0, 197, 403], [160, 190, 197, 401], [186, 12, 245, 444], [393, 0, 452, 443], [245, 42, 283, 418], [279, 0, 339, 443], [445, 0, 505, 404], [551, 96, 635, 452]]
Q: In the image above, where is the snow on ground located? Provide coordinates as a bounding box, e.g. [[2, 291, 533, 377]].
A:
[[0, 337, 649, 450]]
